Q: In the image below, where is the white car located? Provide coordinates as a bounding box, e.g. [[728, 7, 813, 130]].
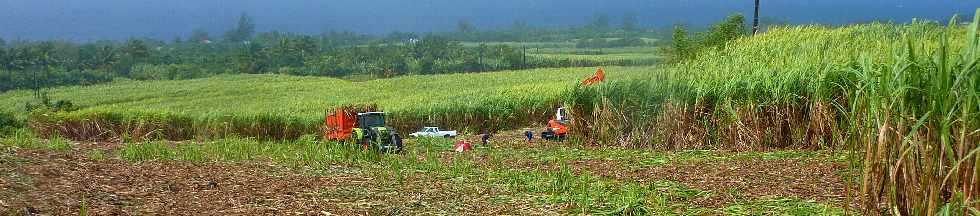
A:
[[410, 127, 458, 138]]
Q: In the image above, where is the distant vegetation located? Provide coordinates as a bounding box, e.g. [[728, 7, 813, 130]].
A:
[[0, 13, 665, 93], [667, 14, 748, 61], [2, 66, 649, 141]]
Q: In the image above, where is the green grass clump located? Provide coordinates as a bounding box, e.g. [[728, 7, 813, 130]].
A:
[[87, 150, 106, 161], [118, 135, 377, 166], [718, 198, 848, 216], [119, 141, 175, 162], [0, 128, 72, 151]]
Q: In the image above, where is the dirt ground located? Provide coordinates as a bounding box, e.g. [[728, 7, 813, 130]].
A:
[[450, 153, 857, 210], [0, 148, 361, 215], [458, 129, 859, 210], [569, 158, 854, 208], [0, 148, 550, 215], [1, 134, 857, 215]]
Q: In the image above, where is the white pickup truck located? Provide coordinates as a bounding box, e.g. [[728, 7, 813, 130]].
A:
[[409, 127, 458, 138]]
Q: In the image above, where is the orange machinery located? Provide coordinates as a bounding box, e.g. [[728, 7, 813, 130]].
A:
[[542, 68, 604, 141], [324, 107, 358, 140], [541, 108, 570, 140]]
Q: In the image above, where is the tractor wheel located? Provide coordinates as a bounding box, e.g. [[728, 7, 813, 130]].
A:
[[541, 131, 555, 140], [391, 134, 404, 154], [362, 138, 373, 152], [395, 134, 404, 153]]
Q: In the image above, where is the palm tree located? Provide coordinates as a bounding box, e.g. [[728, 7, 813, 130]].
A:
[[232, 42, 265, 73], [97, 45, 119, 69], [124, 39, 150, 63], [293, 36, 318, 61], [225, 13, 256, 42]]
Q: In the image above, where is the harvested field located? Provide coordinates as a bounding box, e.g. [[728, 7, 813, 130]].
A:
[[1, 134, 854, 215], [0, 147, 552, 215]]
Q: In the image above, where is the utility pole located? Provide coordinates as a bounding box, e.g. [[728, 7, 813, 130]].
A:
[[479, 43, 485, 72], [522, 45, 527, 70], [752, 0, 761, 35]]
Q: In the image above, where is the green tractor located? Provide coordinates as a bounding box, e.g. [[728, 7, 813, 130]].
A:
[[351, 112, 403, 153], [325, 109, 403, 153]]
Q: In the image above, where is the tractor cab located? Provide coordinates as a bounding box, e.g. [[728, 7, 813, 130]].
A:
[[356, 112, 387, 129]]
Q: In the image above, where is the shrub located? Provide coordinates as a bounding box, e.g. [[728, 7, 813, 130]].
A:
[[24, 93, 78, 113], [0, 112, 20, 135], [668, 14, 747, 61]]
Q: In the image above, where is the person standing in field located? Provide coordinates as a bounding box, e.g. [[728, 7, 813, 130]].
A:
[[524, 129, 533, 144], [481, 132, 491, 146]]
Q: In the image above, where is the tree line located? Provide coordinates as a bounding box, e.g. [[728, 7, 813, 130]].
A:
[[0, 33, 533, 92], [442, 14, 657, 48], [0, 13, 666, 92]]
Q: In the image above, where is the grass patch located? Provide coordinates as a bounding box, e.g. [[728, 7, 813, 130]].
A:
[[87, 150, 106, 161], [718, 198, 849, 215], [0, 128, 73, 151], [117, 135, 380, 166], [119, 141, 175, 162]]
